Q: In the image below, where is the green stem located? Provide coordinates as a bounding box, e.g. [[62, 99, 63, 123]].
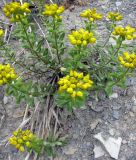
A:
[[74, 46, 81, 69], [103, 21, 115, 47], [112, 68, 129, 86], [95, 38, 123, 72], [103, 30, 112, 48], [53, 18, 61, 64], [19, 19, 48, 65], [1, 45, 46, 75], [10, 83, 43, 97]]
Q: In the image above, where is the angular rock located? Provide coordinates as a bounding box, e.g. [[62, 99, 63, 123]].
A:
[[0, 87, 4, 101], [90, 119, 101, 130], [93, 145, 105, 158], [63, 146, 78, 155], [109, 93, 118, 99], [112, 110, 120, 120], [116, 1, 122, 7], [94, 132, 122, 159], [3, 96, 8, 105]]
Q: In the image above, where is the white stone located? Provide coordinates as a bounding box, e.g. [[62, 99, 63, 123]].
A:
[[109, 129, 115, 136], [93, 145, 105, 158], [94, 132, 122, 159], [109, 93, 118, 99], [116, 1, 122, 7], [132, 96, 136, 105], [3, 96, 8, 105]]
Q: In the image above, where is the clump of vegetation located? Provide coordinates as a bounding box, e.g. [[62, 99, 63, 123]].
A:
[[0, 1, 136, 158]]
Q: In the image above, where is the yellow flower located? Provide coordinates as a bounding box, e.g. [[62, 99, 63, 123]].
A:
[[67, 87, 73, 94], [118, 52, 136, 69], [9, 129, 35, 152], [76, 91, 83, 97], [58, 70, 93, 98], [3, 2, 31, 22], [89, 37, 96, 44], [112, 25, 136, 41], [70, 84, 76, 89], [0, 64, 17, 86], [68, 29, 96, 46], [71, 91, 76, 98], [78, 73, 83, 79], [13, 131, 18, 136], [107, 12, 123, 21], [19, 146, 25, 152], [80, 8, 102, 22], [43, 4, 64, 19], [18, 139, 23, 144], [26, 141, 31, 148], [0, 29, 4, 37], [9, 139, 17, 145]]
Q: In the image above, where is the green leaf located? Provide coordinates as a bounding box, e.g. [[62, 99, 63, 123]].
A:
[[105, 81, 114, 97]]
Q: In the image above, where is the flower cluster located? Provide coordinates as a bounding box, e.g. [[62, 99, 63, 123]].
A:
[[9, 129, 34, 152], [0, 64, 17, 86], [3, 2, 31, 22], [118, 52, 136, 68], [58, 70, 93, 98], [107, 12, 122, 21], [112, 25, 136, 40], [68, 28, 96, 46], [80, 8, 102, 22], [43, 4, 64, 19], [0, 29, 4, 37]]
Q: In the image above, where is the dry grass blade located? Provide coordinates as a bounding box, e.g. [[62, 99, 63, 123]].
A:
[[30, 101, 40, 130]]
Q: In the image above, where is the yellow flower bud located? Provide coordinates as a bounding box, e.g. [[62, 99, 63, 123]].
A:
[[18, 139, 23, 144], [126, 35, 133, 40], [70, 84, 76, 89], [23, 136, 27, 141], [118, 56, 123, 61], [26, 141, 31, 148], [76, 91, 83, 97], [67, 87, 73, 94], [70, 70, 74, 76], [82, 40, 87, 46], [78, 73, 83, 79], [76, 40, 82, 45], [124, 62, 130, 68], [71, 91, 76, 98], [0, 29, 4, 37], [89, 38, 96, 44], [13, 131, 18, 136], [19, 146, 25, 152]]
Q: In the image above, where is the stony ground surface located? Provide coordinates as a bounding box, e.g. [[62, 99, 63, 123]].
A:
[[1, 0, 136, 160]]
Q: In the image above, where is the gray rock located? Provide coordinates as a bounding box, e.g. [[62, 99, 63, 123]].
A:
[[63, 145, 78, 155], [127, 155, 136, 160], [3, 96, 9, 105], [90, 102, 104, 112], [112, 104, 122, 110], [94, 132, 122, 159], [90, 119, 101, 130], [132, 105, 136, 113], [116, 1, 122, 7], [109, 128, 115, 136], [93, 145, 105, 158], [112, 110, 120, 120], [0, 87, 4, 101]]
